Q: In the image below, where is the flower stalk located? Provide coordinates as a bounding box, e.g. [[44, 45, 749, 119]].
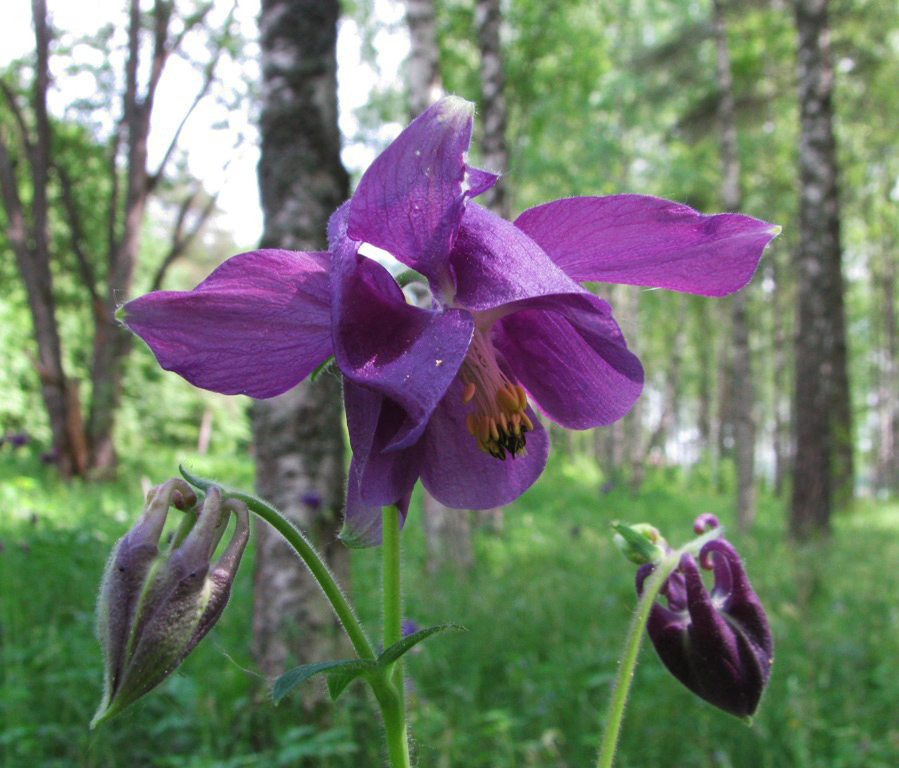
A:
[[380, 506, 412, 768], [596, 525, 726, 768], [180, 468, 375, 661], [594, 550, 680, 768]]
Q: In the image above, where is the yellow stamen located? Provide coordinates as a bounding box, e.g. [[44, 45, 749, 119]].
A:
[[458, 328, 533, 460]]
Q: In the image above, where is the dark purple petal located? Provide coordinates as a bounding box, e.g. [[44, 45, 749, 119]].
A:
[[347, 97, 495, 286], [419, 378, 549, 509], [449, 204, 585, 310], [700, 540, 773, 661], [492, 293, 643, 428], [341, 459, 413, 549], [332, 235, 474, 450], [343, 380, 425, 506], [121, 250, 333, 398], [514, 195, 779, 297]]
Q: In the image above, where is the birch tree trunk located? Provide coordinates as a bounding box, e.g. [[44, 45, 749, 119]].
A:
[[713, 0, 756, 528], [474, 0, 509, 218], [405, 0, 443, 117], [252, 0, 351, 687], [790, 0, 852, 537]]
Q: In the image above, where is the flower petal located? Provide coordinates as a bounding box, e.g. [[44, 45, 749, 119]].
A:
[[492, 294, 643, 428], [343, 380, 425, 506], [347, 96, 495, 285], [341, 458, 413, 549], [450, 204, 585, 310], [419, 379, 549, 509], [332, 235, 474, 450], [514, 195, 779, 297], [121, 250, 333, 398]]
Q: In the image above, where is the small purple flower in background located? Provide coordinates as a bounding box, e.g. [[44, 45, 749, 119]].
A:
[[119, 97, 778, 547], [300, 491, 323, 510], [5, 432, 30, 449], [401, 619, 420, 638], [636, 517, 773, 720]]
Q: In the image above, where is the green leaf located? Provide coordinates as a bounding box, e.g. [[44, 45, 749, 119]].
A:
[[272, 659, 376, 705], [378, 624, 465, 665], [324, 661, 379, 701]]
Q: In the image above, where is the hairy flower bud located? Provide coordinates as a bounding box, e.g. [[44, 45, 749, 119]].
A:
[[92, 479, 249, 727], [636, 532, 773, 720]]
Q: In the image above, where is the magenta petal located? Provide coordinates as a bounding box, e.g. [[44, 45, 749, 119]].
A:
[[347, 97, 493, 284], [332, 236, 474, 450], [514, 195, 779, 297], [121, 250, 333, 398], [493, 294, 643, 428], [419, 379, 549, 509], [450, 204, 585, 310]]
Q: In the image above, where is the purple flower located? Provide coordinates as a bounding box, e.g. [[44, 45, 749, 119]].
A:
[[119, 97, 778, 547], [636, 530, 774, 719]]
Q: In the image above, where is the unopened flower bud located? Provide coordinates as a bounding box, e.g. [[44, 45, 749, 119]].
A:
[[612, 522, 667, 565], [92, 479, 249, 727], [636, 528, 773, 720]]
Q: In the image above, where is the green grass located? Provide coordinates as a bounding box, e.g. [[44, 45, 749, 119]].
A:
[[1, 447, 897, 767]]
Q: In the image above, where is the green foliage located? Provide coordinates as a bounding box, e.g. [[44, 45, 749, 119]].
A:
[[4, 449, 895, 767]]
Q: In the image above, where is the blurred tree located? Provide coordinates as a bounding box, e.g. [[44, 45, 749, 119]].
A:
[[250, 0, 351, 697], [790, 0, 852, 537], [474, 0, 509, 218], [712, 0, 756, 528], [405, 0, 443, 117], [0, 0, 240, 477]]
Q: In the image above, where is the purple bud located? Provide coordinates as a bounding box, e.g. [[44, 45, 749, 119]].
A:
[[692, 513, 720, 535], [92, 479, 249, 727], [637, 537, 773, 719]]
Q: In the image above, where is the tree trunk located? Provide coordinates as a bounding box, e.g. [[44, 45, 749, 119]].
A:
[[642, 297, 688, 465], [873, 235, 898, 494], [769, 254, 792, 498], [422, 493, 473, 571], [713, 0, 756, 528], [0, 0, 83, 478], [474, 0, 509, 218], [252, 0, 351, 688], [790, 0, 851, 537], [405, 0, 443, 117]]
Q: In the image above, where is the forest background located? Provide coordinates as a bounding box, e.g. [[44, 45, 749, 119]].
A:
[[1, 1, 897, 767]]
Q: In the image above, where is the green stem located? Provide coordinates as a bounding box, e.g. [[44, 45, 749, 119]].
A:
[[180, 468, 375, 661], [594, 552, 680, 768], [380, 506, 411, 768]]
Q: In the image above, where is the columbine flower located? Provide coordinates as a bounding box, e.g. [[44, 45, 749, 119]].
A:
[[636, 517, 773, 719], [119, 96, 778, 546], [93, 479, 249, 726]]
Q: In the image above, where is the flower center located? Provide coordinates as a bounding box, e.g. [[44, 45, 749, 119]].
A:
[[459, 329, 533, 461]]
